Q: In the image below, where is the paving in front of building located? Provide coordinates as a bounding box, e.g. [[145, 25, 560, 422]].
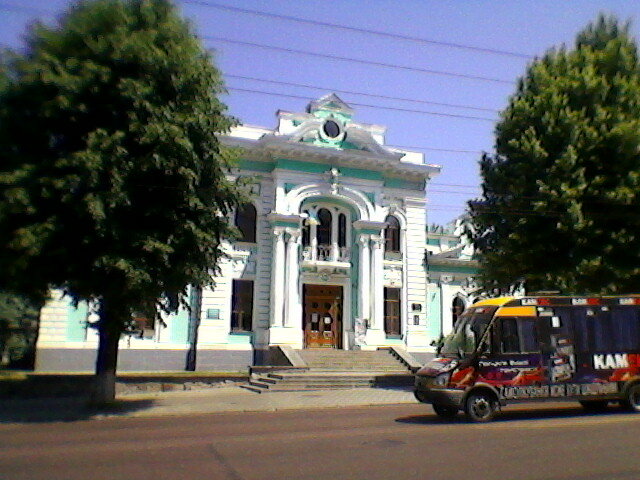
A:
[[0, 385, 418, 423]]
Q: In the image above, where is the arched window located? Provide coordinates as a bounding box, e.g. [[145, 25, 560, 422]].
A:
[[452, 297, 465, 328], [384, 215, 401, 252], [235, 203, 257, 243], [338, 213, 347, 248], [317, 208, 332, 246]]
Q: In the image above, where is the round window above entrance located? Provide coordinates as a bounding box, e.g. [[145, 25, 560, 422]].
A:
[[323, 120, 341, 138]]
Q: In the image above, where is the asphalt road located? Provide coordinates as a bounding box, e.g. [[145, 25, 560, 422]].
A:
[[1, 402, 640, 480]]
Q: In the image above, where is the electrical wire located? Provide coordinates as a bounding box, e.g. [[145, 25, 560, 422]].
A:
[[180, 0, 534, 60], [226, 86, 496, 122], [226, 74, 500, 114], [204, 36, 514, 85]]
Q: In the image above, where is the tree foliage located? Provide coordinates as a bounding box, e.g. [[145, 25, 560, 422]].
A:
[[470, 15, 640, 295], [0, 0, 242, 400], [0, 291, 41, 368]]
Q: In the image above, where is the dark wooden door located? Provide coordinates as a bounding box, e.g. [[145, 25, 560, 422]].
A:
[[303, 285, 343, 348]]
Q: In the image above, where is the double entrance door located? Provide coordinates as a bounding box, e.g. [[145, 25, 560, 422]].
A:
[[303, 285, 343, 348]]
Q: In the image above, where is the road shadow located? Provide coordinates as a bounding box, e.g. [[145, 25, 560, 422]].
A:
[[395, 403, 633, 425], [0, 396, 156, 424]]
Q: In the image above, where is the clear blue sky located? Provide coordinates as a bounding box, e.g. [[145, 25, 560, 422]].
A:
[[2, 1, 640, 225]]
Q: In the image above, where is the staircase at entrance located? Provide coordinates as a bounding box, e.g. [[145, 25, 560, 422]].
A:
[[247, 349, 415, 392]]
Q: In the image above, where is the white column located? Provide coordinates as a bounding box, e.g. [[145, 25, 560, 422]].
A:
[[331, 210, 339, 261], [370, 235, 385, 330], [310, 223, 318, 261], [284, 229, 301, 327], [358, 234, 370, 322], [270, 228, 286, 327]]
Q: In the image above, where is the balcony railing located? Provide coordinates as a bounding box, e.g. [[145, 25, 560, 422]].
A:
[[302, 245, 350, 263]]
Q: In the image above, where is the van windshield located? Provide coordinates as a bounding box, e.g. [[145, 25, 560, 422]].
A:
[[440, 307, 497, 358]]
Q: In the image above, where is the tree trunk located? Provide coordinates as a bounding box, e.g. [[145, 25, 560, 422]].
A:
[[91, 300, 122, 405]]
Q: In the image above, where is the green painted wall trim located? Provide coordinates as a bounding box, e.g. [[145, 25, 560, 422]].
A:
[[384, 178, 425, 191], [426, 288, 442, 339], [239, 159, 274, 172], [274, 220, 300, 227], [66, 301, 88, 342], [170, 307, 189, 344], [313, 109, 352, 122], [228, 332, 253, 344], [340, 166, 382, 181], [277, 158, 327, 174], [340, 140, 361, 150], [276, 159, 382, 181], [428, 265, 479, 275], [284, 182, 297, 193], [364, 192, 375, 204]]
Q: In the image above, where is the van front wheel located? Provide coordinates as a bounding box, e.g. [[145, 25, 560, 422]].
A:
[[621, 384, 640, 412], [464, 392, 498, 422]]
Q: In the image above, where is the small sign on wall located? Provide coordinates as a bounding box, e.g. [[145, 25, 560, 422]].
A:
[[207, 309, 220, 319]]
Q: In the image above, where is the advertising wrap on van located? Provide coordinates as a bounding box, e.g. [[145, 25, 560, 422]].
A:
[[425, 349, 640, 401]]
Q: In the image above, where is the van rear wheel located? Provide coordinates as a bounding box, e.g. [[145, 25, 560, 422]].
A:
[[432, 403, 458, 419], [464, 392, 498, 422], [579, 400, 609, 412], [621, 384, 640, 412]]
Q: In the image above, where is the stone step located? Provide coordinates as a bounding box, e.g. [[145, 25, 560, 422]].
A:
[[254, 383, 375, 392], [268, 372, 403, 381], [246, 369, 414, 392]]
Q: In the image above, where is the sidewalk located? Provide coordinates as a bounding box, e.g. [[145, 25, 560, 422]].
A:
[[0, 385, 417, 423]]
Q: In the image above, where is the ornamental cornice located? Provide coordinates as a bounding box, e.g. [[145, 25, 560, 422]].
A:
[[267, 212, 305, 226], [224, 137, 439, 180], [353, 220, 386, 231]]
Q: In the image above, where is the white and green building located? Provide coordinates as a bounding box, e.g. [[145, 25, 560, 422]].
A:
[[35, 94, 480, 371]]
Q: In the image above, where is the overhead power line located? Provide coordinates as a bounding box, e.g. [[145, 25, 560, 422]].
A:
[[205, 36, 514, 85], [181, 0, 534, 60], [227, 74, 499, 114], [226, 86, 496, 122]]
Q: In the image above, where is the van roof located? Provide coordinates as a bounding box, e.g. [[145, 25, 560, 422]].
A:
[[473, 294, 640, 309], [472, 297, 514, 307]]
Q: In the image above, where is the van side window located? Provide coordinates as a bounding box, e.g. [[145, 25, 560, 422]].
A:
[[499, 317, 539, 354], [501, 318, 520, 353], [611, 307, 640, 351]]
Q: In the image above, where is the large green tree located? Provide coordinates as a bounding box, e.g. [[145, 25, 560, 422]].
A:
[[0, 0, 242, 402], [470, 15, 640, 295], [0, 291, 41, 369]]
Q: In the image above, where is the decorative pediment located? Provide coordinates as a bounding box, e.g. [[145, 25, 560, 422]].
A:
[[307, 93, 354, 116], [264, 115, 403, 160]]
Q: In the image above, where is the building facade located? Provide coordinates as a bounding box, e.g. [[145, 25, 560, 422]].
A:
[[425, 217, 481, 350], [35, 94, 479, 372]]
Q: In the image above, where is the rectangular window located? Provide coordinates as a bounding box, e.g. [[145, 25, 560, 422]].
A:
[[611, 307, 640, 351], [231, 280, 254, 332], [499, 317, 539, 353], [384, 287, 401, 336]]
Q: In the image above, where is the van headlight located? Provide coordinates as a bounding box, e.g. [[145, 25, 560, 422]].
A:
[[433, 372, 451, 387]]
